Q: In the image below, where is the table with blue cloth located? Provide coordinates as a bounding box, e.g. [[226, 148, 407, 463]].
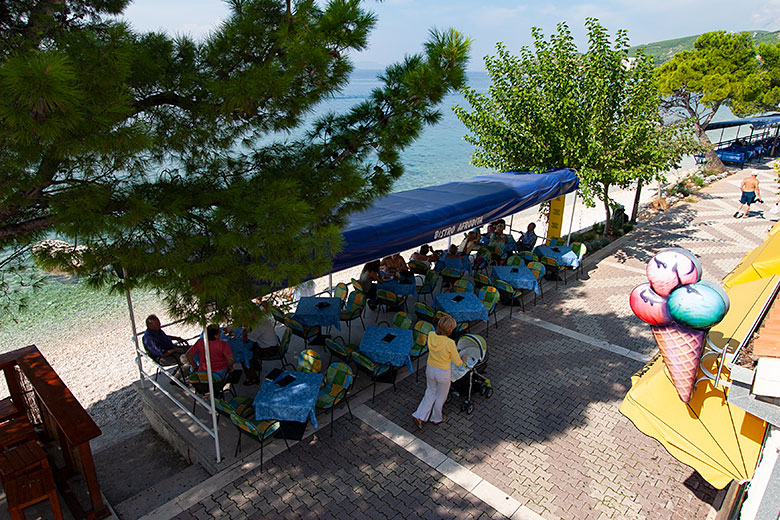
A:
[[534, 245, 580, 268], [434, 292, 489, 322], [254, 370, 323, 437], [378, 277, 418, 297], [492, 265, 540, 295], [358, 326, 414, 373], [220, 328, 253, 365], [435, 254, 472, 274], [293, 297, 342, 330]]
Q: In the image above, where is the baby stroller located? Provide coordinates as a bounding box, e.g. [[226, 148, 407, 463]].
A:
[[450, 334, 492, 414]]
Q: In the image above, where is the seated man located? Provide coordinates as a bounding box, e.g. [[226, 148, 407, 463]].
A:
[[186, 325, 234, 379], [410, 245, 438, 268], [518, 223, 538, 251], [142, 315, 189, 379], [381, 252, 409, 277]]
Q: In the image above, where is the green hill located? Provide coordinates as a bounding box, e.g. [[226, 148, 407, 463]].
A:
[[629, 30, 780, 66]]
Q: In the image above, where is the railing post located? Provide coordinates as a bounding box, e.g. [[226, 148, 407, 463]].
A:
[[202, 323, 221, 464]]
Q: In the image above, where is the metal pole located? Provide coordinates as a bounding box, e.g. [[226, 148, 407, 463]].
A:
[[123, 268, 145, 388], [328, 274, 333, 296], [566, 191, 578, 246], [202, 322, 221, 464], [509, 213, 515, 235], [719, 128, 724, 147]]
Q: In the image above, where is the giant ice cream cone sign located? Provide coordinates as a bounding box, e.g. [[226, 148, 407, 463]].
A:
[[629, 248, 730, 402]]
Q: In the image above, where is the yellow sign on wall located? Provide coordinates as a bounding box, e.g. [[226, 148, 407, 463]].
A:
[[547, 195, 566, 239]]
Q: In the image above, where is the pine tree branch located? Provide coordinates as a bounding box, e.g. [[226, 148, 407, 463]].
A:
[[133, 92, 196, 114]]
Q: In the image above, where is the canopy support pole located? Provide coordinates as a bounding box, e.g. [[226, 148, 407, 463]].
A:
[[123, 268, 145, 388], [202, 323, 221, 464], [328, 274, 333, 296], [509, 213, 515, 235], [719, 128, 725, 147], [566, 191, 578, 246]]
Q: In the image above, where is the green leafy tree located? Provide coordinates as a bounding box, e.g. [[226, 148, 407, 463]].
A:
[[0, 0, 471, 326], [454, 19, 668, 235], [655, 31, 762, 172]]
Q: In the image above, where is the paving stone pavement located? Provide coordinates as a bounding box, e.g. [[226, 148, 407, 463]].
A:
[[161, 168, 776, 520]]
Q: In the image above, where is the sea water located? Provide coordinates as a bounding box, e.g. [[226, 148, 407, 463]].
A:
[[0, 70, 491, 347]]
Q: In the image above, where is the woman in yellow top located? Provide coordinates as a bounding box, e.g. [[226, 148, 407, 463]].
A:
[[412, 316, 465, 429]]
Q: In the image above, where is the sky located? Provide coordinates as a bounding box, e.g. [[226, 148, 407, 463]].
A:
[[120, 0, 780, 71]]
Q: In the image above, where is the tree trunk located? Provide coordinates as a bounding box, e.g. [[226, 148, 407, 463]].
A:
[[695, 124, 727, 173], [631, 179, 642, 224], [603, 183, 612, 236]]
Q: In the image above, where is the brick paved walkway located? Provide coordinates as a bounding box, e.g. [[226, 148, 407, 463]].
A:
[[157, 168, 776, 520]]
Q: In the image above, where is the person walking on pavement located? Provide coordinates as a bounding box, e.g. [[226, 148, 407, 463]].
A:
[[735, 172, 763, 218]]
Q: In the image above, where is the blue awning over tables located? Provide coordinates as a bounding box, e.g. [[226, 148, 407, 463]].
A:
[[705, 114, 780, 131], [331, 168, 579, 273]]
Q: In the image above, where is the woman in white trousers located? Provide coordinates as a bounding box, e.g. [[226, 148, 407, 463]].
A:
[[413, 316, 465, 428]]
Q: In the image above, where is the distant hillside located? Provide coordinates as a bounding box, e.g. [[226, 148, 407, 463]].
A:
[[629, 30, 780, 66]]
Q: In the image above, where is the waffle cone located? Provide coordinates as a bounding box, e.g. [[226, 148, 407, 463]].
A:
[[651, 323, 705, 403]]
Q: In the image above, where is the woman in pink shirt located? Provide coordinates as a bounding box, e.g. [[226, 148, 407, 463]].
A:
[[186, 325, 234, 379]]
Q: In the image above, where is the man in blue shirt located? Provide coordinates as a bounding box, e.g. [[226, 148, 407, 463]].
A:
[[142, 315, 189, 379], [518, 223, 537, 251]]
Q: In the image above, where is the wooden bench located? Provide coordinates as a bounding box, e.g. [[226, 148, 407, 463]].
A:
[[0, 440, 63, 520]]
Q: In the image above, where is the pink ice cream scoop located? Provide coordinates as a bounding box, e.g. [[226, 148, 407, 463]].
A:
[[646, 248, 701, 297], [629, 283, 672, 326]]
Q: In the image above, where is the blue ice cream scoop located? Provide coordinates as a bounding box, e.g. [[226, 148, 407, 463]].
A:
[[667, 281, 729, 329]]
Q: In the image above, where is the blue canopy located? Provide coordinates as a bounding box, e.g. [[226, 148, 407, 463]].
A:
[[331, 168, 579, 272], [705, 115, 780, 131]]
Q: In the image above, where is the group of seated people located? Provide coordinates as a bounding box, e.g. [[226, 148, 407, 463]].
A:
[[142, 301, 283, 386]]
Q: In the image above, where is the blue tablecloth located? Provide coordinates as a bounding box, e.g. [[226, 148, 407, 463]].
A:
[[434, 292, 489, 322], [378, 278, 418, 297], [220, 329, 253, 365], [492, 265, 540, 295], [359, 326, 414, 373], [534, 245, 580, 268], [254, 370, 323, 429], [435, 255, 472, 274], [293, 297, 342, 330]]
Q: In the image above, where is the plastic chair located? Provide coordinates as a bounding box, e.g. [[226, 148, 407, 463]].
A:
[[417, 270, 439, 301], [546, 238, 564, 247], [188, 371, 235, 413], [434, 311, 468, 338], [264, 327, 293, 370], [350, 278, 365, 293], [214, 395, 254, 425], [472, 247, 492, 273], [340, 290, 367, 343], [333, 282, 349, 303], [540, 256, 563, 286], [349, 351, 393, 401], [316, 362, 355, 436], [376, 289, 406, 320], [506, 255, 524, 267], [230, 413, 287, 469], [493, 279, 524, 317], [477, 285, 500, 337], [570, 242, 587, 277], [440, 267, 464, 290], [379, 311, 413, 330], [452, 279, 474, 293], [284, 316, 320, 349], [270, 305, 291, 327], [413, 301, 435, 323], [325, 336, 358, 364], [410, 321, 433, 381], [472, 272, 492, 292], [297, 349, 322, 373], [527, 261, 546, 300], [519, 252, 539, 265], [408, 259, 429, 275]]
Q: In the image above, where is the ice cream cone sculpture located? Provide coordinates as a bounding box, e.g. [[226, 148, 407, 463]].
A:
[[629, 248, 729, 402]]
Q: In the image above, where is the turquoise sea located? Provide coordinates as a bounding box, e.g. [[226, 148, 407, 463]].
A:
[[0, 70, 492, 348]]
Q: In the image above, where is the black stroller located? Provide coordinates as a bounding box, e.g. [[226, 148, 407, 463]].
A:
[[450, 334, 492, 414]]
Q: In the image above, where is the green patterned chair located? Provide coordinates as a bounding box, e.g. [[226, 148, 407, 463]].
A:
[[493, 279, 524, 318], [297, 349, 322, 373], [230, 413, 287, 468], [324, 337, 358, 364], [349, 351, 393, 401], [477, 286, 500, 338], [188, 371, 234, 413], [284, 316, 320, 349], [519, 252, 539, 265], [262, 327, 293, 371], [408, 259, 429, 275], [506, 255, 524, 267], [570, 242, 587, 277], [340, 290, 366, 343], [413, 301, 435, 323], [376, 289, 407, 319], [434, 311, 468, 339], [440, 267, 464, 290], [378, 311, 413, 330], [540, 255, 563, 287], [350, 278, 365, 292], [416, 270, 439, 302], [473, 247, 492, 273], [411, 321, 433, 381], [316, 362, 355, 436], [472, 272, 492, 291], [527, 261, 546, 301], [452, 279, 474, 293], [270, 305, 291, 327], [333, 282, 349, 303], [546, 238, 564, 247], [214, 395, 254, 425]]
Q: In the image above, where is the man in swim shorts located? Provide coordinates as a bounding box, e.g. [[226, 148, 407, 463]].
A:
[[735, 172, 762, 218]]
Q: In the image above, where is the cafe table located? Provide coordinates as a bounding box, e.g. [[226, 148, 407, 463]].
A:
[[534, 244, 580, 268], [253, 370, 323, 440], [378, 276, 418, 297], [491, 265, 540, 295], [293, 296, 342, 330], [434, 292, 489, 322], [358, 326, 414, 373]]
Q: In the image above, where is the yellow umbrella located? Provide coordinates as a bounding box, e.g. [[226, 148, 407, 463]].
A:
[[620, 277, 775, 489], [723, 222, 780, 287]]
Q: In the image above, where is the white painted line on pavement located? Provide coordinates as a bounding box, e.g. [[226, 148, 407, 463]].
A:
[[511, 314, 654, 363], [353, 405, 547, 520]]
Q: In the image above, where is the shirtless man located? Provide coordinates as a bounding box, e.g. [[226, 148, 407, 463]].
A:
[[735, 172, 763, 218]]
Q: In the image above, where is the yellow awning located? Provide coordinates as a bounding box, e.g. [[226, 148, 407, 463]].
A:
[[723, 222, 780, 287], [620, 355, 766, 489]]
